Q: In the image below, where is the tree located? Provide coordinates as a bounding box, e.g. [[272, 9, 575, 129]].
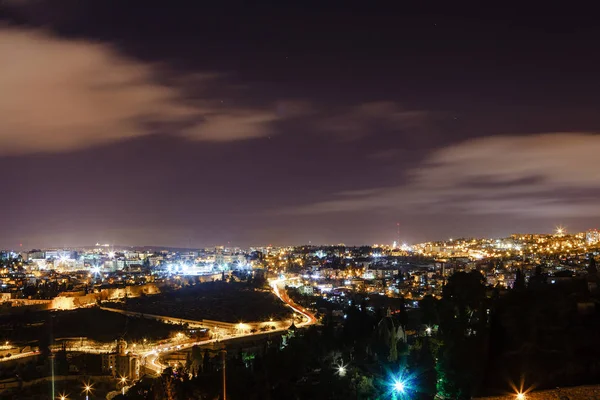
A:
[[38, 321, 52, 361], [412, 338, 437, 400], [356, 375, 376, 399], [202, 349, 211, 373], [441, 271, 487, 336], [437, 271, 488, 399], [588, 255, 597, 275], [55, 343, 69, 375], [419, 294, 439, 327], [513, 268, 526, 291]]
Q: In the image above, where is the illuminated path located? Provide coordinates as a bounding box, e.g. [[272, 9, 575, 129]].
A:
[[269, 278, 317, 326], [142, 278, 317, 374], [1, 278, 318, 377], [98, 306, 238, 330]]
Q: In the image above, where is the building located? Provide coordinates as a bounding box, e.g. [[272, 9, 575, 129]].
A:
[[101, 339, 140, 380], [586, 229, 600, 244]]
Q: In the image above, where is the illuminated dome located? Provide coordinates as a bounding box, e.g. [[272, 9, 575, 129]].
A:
[[116, 338, 127, 355]]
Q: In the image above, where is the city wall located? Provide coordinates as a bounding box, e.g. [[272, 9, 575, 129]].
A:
[[0, 299, 51, 315], [0, 274, 222, 314], [52, 283, 162, 309], [474, 385, 600, 400], [0, 283, 163, 314]]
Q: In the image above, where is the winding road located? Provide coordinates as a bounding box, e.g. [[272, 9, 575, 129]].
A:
[[0, 277, 317, 378], [141, 278, 316, 374]]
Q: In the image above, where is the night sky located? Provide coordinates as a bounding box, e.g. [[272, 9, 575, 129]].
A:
[[1, 3, 600, 248]]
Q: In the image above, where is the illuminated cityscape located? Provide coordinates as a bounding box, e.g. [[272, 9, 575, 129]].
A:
[[3, 226, 599, 308], [2, 2, 600, 399], [0, 225, 599, 398]]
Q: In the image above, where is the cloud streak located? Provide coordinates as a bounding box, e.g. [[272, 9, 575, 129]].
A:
[[318, 101, 427, 141], [287, 133, 600, 218], [0, 28, 282, 154], [0, 27, 426, 155]]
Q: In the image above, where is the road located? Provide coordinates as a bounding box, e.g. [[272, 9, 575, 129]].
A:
[[0, 277, 317, 378], [98, 307, 239, 330], [269, 278, 317, 326], [142, 278, 317, 374], [0, 344, 112, 362]]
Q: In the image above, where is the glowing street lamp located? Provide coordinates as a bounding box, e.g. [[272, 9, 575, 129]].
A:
[[335, 361, 347, 377], [425, 326, 432, 335], [236, 323, 248, 334], [120, 376, 128, 395], [393, 380, 405, 393], [59, 394, 68, 400], [516, 393, 526, 400], [82, 383, 93, 400], [389, 374, 411, 399]]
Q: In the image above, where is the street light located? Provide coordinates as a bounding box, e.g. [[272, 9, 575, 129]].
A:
[[120, 376, 128, 395], [335, 361, 347, 377], [82, 383, 92, 400], [59, 394, 67, 400], [516, 393, 526, 400], [393, 380, 405, 393]]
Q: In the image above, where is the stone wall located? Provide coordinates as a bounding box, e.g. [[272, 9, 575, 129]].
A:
[[51, 283, 162, 309], [0, 283, 163, 314], [0, 300, 52, 315], [474, 385, 600, 400]]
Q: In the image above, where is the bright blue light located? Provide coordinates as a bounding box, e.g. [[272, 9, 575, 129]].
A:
[[393, 380, 405, 393]]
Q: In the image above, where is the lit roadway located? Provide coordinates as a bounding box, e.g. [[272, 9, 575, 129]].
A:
[[269, 277, 317, 326], [0, 277, 317, 377], [0, 344, 112, 362], [141, 278, 317, 374]]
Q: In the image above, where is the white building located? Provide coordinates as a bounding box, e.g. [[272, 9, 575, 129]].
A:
[[101, 339, 140, 380]]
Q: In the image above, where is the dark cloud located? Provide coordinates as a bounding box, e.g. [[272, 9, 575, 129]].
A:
[[288, 133, 600, 218]]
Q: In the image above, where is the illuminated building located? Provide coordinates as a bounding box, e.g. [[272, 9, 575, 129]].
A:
[[101, 339, 140, 380], [586, 229, 600, 244]]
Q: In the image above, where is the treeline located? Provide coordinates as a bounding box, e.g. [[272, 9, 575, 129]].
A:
[[120, 268, 600, 399]]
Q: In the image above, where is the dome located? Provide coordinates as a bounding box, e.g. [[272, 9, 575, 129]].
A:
[[116, 338, 127, 355], [378, 315, 396, 332]]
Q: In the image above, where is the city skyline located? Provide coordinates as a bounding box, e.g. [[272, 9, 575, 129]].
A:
[[2, 4, 600, 248], [6, 224, 599, 251]]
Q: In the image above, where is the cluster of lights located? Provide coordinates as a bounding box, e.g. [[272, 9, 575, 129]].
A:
[[411, 225, 597, 260], [332, 363, 530, 400]]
